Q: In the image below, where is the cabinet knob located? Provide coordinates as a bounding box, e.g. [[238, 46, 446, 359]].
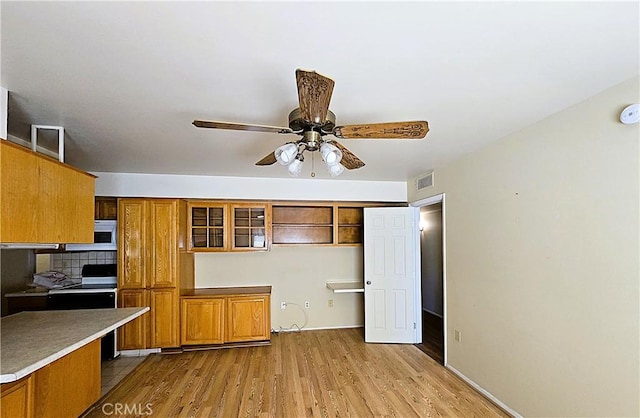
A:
[[366, 281, 372, 285]]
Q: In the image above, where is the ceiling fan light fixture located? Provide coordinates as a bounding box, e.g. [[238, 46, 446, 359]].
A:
[[275, 143, 298, 165], [287, 154, 304, 176], [320, 142, 342, 166]]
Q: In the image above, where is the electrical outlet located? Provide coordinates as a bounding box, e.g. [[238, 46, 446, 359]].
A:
[[280, 302, 286, 310], [304, 301, 310, 309], [454, 330, 461, 342], [328, 299, 334, 307]]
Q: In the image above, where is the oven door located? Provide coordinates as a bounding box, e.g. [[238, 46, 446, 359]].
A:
[[48, 292, 117, 360]]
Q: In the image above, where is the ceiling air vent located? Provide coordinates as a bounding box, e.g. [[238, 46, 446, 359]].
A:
[[416, 171, 434, 191]]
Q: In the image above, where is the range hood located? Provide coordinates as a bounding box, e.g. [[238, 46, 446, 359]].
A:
[[0, 243, 60, 250]]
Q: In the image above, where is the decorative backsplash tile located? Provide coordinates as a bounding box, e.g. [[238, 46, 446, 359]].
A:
[[50, 251, 117, 278]]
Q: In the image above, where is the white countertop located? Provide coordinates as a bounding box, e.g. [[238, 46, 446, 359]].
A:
[[0, 307, 149, 383]]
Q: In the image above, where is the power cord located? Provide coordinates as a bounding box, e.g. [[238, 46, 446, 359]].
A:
[[277, 302, 308, 333]]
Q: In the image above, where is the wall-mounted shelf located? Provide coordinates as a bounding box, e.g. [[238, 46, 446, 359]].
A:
[[326, 281, 364, 293]]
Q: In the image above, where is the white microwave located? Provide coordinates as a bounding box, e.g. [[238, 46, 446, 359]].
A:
[[66, 220, 117, 251]]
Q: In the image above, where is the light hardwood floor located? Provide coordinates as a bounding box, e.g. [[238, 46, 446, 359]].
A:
[[84, 328, 509, 417]]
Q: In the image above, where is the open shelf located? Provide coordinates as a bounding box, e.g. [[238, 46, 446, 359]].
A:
[[326, 281, 364, 293]]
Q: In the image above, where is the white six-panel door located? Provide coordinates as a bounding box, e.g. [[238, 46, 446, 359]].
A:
[[364, 207, 421, 343]]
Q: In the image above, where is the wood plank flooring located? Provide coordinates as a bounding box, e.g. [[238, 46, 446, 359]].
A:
[[83, 328, 509, 417], [416, 310, 444, 365]]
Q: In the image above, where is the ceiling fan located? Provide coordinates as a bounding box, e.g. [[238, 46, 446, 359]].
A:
[[193, 69, 429, 177]]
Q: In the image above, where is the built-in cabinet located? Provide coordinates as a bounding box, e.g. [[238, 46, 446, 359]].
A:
[[181, 287, 271, 346], [118, 199, 192, 350], [271, 203, 370, 246], [187, 201, 270, 251], [0, 140, 95, 244], [186, 200, 394, 250]]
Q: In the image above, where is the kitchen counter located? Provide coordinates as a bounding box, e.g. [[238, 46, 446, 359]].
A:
[[0, 307, 149, 383], [4, 287, 50, 297], [181, 285, 272, 297]]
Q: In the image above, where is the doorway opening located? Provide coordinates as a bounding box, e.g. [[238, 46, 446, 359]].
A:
[[412, 196, 445, 365]]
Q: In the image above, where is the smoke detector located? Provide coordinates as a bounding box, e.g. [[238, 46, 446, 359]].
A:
[[620, 104, 640, 125]]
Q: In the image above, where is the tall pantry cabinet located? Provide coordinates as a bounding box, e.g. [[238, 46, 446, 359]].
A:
[[117, 199, 193, 350]]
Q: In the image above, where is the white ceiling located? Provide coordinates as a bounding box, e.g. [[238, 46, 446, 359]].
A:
[[2, 1, 638, 182]]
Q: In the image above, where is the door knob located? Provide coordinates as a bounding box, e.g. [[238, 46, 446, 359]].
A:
[[366, 281, 372, 285]]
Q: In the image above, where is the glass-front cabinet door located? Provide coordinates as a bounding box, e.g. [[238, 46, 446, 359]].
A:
[[231, 204, 269, 251], [188, 203, 228, 251]]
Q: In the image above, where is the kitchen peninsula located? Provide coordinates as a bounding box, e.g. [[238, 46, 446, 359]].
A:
[[0, 307, 148, 418]]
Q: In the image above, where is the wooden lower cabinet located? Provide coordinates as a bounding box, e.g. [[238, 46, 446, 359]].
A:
[[33, 340, 101, 418], [0, 340, 101, 418], [118, 289, 179, 350], [181, 297, 225, 345], [181, 291, 271, 346], [0, 376, 33, 418], [226, 295, 271, 342], [149, 289, 179, 348], [118, 289, 148, 350]]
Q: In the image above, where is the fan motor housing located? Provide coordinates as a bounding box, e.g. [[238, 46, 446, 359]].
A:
[[288, 108, 336, 133]]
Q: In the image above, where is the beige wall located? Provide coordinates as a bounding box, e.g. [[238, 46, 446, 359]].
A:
[[408, 77, 639, 416], [194, 246, 364, 330]]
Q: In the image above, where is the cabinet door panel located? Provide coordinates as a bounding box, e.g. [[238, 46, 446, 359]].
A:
[[118, 290, 148, 350], [148, 200, 177, 288], [0, 143, 39, 242], [226, 295, 270, 342], [39, 160, 94, 244], [33, 340, 100, 418], [150, 289, 179, 348], [118, 200, 146, 289], [181, 298, 225, 345], [0, 376, 33, 418]]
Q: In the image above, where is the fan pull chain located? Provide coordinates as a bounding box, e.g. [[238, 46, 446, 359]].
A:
[[310, 152, 316, 177]]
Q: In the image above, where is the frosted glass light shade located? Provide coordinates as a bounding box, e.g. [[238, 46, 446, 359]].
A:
[[275, 143, 298, 165], [327, 163, 345, 177], [287, 158, 304, 176], [320, 143, 342, 166]]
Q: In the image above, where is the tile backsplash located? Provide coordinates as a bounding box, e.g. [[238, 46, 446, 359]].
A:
[[50, 251, 117, 278]]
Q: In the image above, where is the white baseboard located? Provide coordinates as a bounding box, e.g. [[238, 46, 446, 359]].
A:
[[273, 325, 363, 333], [446, 365, 521, 418]]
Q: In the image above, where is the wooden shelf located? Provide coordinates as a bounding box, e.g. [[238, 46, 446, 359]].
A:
[[326, 281, 364, 293]]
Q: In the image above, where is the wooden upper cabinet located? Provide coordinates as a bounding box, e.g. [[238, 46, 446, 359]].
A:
[[147, 200, 178, 288], [0, 140, 95, 244], [118, 199, 147, 289], [336, 207, 364, 245], [272, 205, 334, 245], [187, 201, 270, 252], [187, 202, 228, 251], [231, 203, 270, 251], [95, 197, 117, 220], [119, 199, 179, 289], [271, 203, 367, 246]]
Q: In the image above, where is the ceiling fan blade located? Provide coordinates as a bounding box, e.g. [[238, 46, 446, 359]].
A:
[[193, 120, 294, 134], [296, 69, 335, 126], [332, 141, 365, 170], [255, 151, 277, 166], [333, 121, 429, 139]]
